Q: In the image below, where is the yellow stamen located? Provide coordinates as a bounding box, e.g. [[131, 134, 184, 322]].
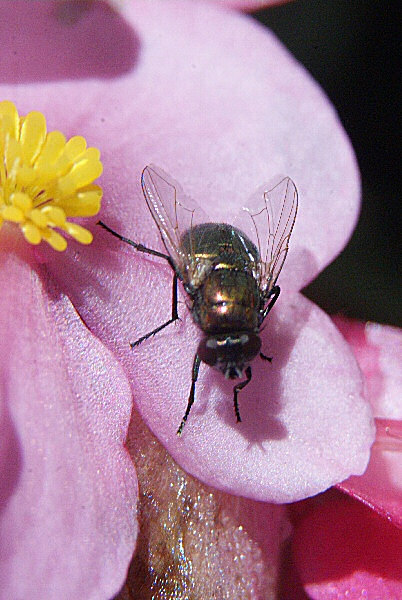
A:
[[0, 101, 103, 251], [20, 111, 47, 166], [22, 221, 41, 245]]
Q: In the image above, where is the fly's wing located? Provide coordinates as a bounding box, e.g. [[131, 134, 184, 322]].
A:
[[239, 177, 298, 294], [141, 165, 210, 284]]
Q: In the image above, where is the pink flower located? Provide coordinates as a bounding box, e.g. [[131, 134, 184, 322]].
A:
[[42, 0, 373, 504], [0, 0, 378, 596], [0, 237, 139, 599], [334, 318, 402, 528], [286, 318, 402, 599], [0, 55, 138, 600]]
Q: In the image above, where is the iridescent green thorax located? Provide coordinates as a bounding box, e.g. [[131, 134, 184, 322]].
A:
[[180, 223, 262, 334], [181, 222, 259, 271]]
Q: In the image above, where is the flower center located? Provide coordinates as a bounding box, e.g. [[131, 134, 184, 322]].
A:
[[0, 100, 103, 251]]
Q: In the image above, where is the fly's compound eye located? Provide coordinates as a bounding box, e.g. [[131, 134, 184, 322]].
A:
[[197, 337, 218, 366], [239, 333, 261, 361], [198, 333, 262, 366]]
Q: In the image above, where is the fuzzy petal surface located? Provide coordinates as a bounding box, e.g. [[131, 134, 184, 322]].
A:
[[333, 318, 402, 527], [0, 1, 368, 503], [0, 235, 138, 600], [42, 232, 374, 502], [292, 497, 402, 600], [124, 293, 373, 502], [1, 0, 360, 292]]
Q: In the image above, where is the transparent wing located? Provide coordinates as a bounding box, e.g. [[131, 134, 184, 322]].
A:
[[141, 164, 210, 283], [240, 177, 298, 294]]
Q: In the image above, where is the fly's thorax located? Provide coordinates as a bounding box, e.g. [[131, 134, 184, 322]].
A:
[[180, 222, 259, 264], [192, 267, 261, 333], [197, 332, 262, 379]]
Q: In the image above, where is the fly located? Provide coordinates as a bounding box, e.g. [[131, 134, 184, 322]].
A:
[[99, 165, 298, 435]]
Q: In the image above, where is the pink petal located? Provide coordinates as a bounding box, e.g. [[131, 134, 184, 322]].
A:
[[1, 0, 360, 291], [0, 2, 367, 502], [216, 498, 287, 594], [0, 236, 138, 599], [126, 294, 373, 502], [43, 233, 374, 501], [338, 420, 402, 528], [292, 497, 402, 600], [332, 318, 402, 419], [333, 317, 402, 527], [279, 545, 311, 600]]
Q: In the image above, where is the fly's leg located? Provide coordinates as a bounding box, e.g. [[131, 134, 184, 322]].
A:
[[130, 273, 179, 348], [259, 286, 280, 362], [177, 354, 201, 436], [98, 220, 171, 261], [233, 366, 252, 423], [261, 285, 280, 322], [98, 221, 180, 347]]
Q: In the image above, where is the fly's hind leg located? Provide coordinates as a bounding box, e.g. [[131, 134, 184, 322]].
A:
[[233, 366, 252, 423], [177, 354, 201, 436], [98, 221, 180, 348], [259, 285, 280, 364], [261, 285, 280, 322]]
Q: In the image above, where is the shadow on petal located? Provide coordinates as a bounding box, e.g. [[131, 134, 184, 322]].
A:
[[0, 402, 22, 515], [0, 0, 140, 83], [213, 294, 312, 445]]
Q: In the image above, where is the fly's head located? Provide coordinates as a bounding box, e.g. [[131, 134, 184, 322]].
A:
[[197, 332, 261, 379]]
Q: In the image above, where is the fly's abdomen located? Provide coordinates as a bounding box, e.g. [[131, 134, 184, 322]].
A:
[[194, 268, 260, 333]]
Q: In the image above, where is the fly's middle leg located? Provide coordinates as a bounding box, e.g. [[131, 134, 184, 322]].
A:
[[130, 273, 179, 348], [177, 354, 201, 436], [97, 221, 180, 348], [233, 366, 252, 423]]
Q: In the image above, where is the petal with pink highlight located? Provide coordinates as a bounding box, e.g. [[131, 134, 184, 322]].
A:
[[292, 497, 402, 600], [332, 318, 402, 419], [0, 240, 138, 600], [333, 317, 402, 527], [338, 421, 402, 528]]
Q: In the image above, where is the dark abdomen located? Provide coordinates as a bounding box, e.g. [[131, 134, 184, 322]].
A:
[[194, 268, 260, 333], [180, 223, 261, 333]]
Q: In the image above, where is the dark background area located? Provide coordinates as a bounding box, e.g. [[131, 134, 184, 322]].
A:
[[254, 0, 401, 327]]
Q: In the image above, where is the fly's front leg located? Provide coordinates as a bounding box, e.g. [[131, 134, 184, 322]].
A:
[[98, 221, 180, 347], [177, 354, 201, 436], [233, 366, 252, 423], [98, 220, 171, 260]]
